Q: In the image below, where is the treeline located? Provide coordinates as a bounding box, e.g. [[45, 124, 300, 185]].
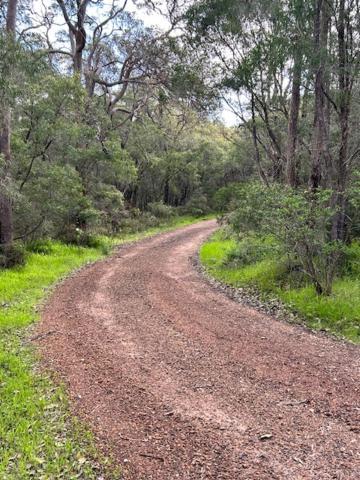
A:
[[0, 0, 250, 266], [2, 0, 360, 296], [186, 0, 360, 295]]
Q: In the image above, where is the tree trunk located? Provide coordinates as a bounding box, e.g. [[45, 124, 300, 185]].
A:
[[0, 0, 18, 247], [309, 0, 330, 190], [251, 94, 269, 186], [331, 0, 351, 241], [74, 27, 86, 74], [286, 45, 302, 187]]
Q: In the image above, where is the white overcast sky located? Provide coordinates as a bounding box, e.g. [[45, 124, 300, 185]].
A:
[[31, 0, 238, 126]]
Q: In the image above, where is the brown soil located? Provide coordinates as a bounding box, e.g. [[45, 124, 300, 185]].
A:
[[37, 220, 360, 479]]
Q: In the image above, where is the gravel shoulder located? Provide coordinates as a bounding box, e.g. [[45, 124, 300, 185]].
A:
[[37, 220, 360, 479]]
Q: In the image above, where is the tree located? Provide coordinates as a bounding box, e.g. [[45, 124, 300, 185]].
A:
[[0, 0, 18, 248]]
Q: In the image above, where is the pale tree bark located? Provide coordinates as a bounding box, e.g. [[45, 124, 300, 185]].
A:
[[251, 94, 269, 186], [286, 44, 302, 187], [0, 0, 18, 246], [309, 0, 330, 190], [331, 0, 353, 241], [56, 0, 90, 74]]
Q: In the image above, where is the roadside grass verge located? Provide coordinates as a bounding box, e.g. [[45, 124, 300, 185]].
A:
[[200, 230, 360, 343], [0, 215, 211, 479]]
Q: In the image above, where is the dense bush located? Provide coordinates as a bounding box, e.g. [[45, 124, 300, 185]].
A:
[[213, 183, 244, 212], [147, 202, 176, 219], [0, 243, 25, 268], [348, 171, 360, 239], [227, 182, 346, 295], [116, 211, 161, 233], [182, 191, 210, 216], [58, 226, 100, 248], [224, 235, 279, 268]]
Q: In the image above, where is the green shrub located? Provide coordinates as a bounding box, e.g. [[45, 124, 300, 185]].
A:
[[213, 183, 244, 212], [348, 170, 360, 239], [224, 235, 279, 268], [58, 226, 101, 248], [227, 182, 345, 295], [117, 211, 161, 233], [147, 201, 176, 219], [182, 192, 210, 216], [0, 243, 26, 268], [343, 241, 360, 277]]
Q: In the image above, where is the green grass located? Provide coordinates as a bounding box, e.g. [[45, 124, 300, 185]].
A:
[[200, 230, 360, 343], [0, 215, 210, 479]]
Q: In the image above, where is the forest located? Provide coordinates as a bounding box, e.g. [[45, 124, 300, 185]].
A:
[[1, 0, 360, 478]]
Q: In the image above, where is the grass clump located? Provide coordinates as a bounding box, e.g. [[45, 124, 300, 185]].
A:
[[0, 214, 210, 478], [200, 230, 360, 343]]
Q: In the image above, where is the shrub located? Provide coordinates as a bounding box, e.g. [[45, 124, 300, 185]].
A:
[[213, 183, 244, 212], [116, 211, 161, 233], [147, 202, 176, 219], [182, 192, 210, 216], [343, 241, 360, 277], [227, 182, 345, 295], [58, 226, 101, 248], [224, 235, 279, 268], [0, 243, 26, 268], [348, 171, 360, 239]]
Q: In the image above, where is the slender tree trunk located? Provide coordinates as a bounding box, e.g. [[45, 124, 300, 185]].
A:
[[309, 0, 330, 190], [74, 27, 86, 74], [251, 94, 269, 187], [0, 0, 18, 246], [331, 0, 351, 241], [286, 45, 302, 187]]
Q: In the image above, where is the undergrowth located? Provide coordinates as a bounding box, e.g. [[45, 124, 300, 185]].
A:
[[200, 230, 360, 343], [0, 214, 211, 479]]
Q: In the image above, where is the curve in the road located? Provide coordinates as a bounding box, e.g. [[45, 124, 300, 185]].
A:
[[38, 220, 360, 479]]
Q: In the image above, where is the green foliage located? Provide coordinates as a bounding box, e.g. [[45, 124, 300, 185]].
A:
[[348, 170, 360, 238], [25, 239, 54, 255], [213, 183, 246, 212], [58, 226, 101, 248], [227, 182, 345, 295], [147, 201, 176, 219], [200, 230, 360, 342], [225, 235, 279, 267], [0, 243, 25, 268], [182, 191, 210, 216]]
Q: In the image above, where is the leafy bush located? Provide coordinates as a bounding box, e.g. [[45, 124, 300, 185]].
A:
[[224, 235, 279, 268], [213, 183, 245, 212], [348, 171, 360, 239], [117, 211, 161, 233], [182, 192, 210, 216], [58, 226, 101, 248], [343, 241, 360, 277], [147, 202, 176, 219], [0, 243, 26, 268], [227, 182, 345, 295]]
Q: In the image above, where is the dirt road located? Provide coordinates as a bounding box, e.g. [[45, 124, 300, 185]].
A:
[[38, 220, 360, 479]]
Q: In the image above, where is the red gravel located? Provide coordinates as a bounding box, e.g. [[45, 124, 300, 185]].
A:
[[37, 220, 360, 479]]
